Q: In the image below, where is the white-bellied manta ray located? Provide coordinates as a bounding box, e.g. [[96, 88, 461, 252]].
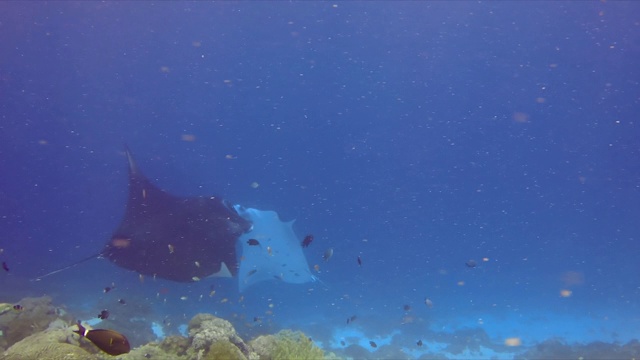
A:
[[34, 148, 316, 291]]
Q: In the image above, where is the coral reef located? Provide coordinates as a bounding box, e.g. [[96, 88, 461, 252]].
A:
[[1, 328, 99, 360], [188, 313, 252, 358], [250, 330, 324, 360], [0, 296, 73, 351], [202, 340, 246, 360], [1, 298, 331, 360], [515, 338, 640, 359]]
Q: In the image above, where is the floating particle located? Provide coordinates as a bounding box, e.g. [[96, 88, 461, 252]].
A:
[[504, 337, 522, 346], [424, 298, 433, 309], [181, 134, 196, 142]]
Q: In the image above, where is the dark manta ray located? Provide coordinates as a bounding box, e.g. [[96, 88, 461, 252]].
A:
[[103, 149, 251, 281], [34, 148, 315, 289]]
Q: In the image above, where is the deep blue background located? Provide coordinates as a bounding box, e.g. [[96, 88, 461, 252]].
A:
[[1, 0, 639, 350]]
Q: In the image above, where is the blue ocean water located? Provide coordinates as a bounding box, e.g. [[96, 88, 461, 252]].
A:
[[1, 1, 639, 358]]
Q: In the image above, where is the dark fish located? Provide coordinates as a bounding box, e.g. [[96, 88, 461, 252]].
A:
[[74, 321, 130, 356], [2, 261, 8, 272], [465, 259, 477, 268], [346, 315, 357, 324], [323, 248, 334, 262], [247, 269, 258, 277], [253, 316, 261, 322], [98, 309, 109, 320], [301, 234, 314, 248], [369, 341, 377, 348], [340, 340, 346, 346], [104, 287, 112, 293], [403, 304, 411, 311], [247, 239, 260, 246], [118, 299, 126, 305], [417, 339, 423, 347], [357, 256, 362, 266], [13, 304, 23, 311]]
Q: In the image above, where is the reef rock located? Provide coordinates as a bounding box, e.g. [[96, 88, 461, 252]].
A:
[[1, 328, 99, 360], [188, 313, 252, 359], [249, 330, 324, 360], [0, 296, 72, 351]]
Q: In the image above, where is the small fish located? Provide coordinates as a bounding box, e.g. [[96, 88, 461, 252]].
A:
[[369, 341, 377, 348], [340, 340, 346, 346], [323, 248, 334, 262], [357, 255, 362, 266], [417, 340, 423, 347], [267, 246, 272, 256], [220, 298, 228, 303], [209, 290, 216, 297], [118, 299, 126, 305], [301, 234, 314, 248], [103, 286, 113, 293], [465, 259, 477, 268], [97, 309, 109, 320], [347, 315, 357, 324], [13, 304, 23, 311], [425, 298, 433, 309], [139, 274, 144, 283], [2, 261, 9, 272], [253, 316, 261, 322], [191, 276, 200, 281], [313, 264, 320, 272], [74, 321, 130, 356], [180, 296, 188, 301], [247, 269, 258, 277], [403, 304, 411, 311], [194, 261, 200, 268], [247, 239, 260, 246], [168, 244, 175, 254]]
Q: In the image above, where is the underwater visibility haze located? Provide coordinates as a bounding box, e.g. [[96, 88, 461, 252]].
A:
[[1, 1, 639, 359]]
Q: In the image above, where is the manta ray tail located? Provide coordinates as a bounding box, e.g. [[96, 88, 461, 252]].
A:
[[31, 252, 102, 282]]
